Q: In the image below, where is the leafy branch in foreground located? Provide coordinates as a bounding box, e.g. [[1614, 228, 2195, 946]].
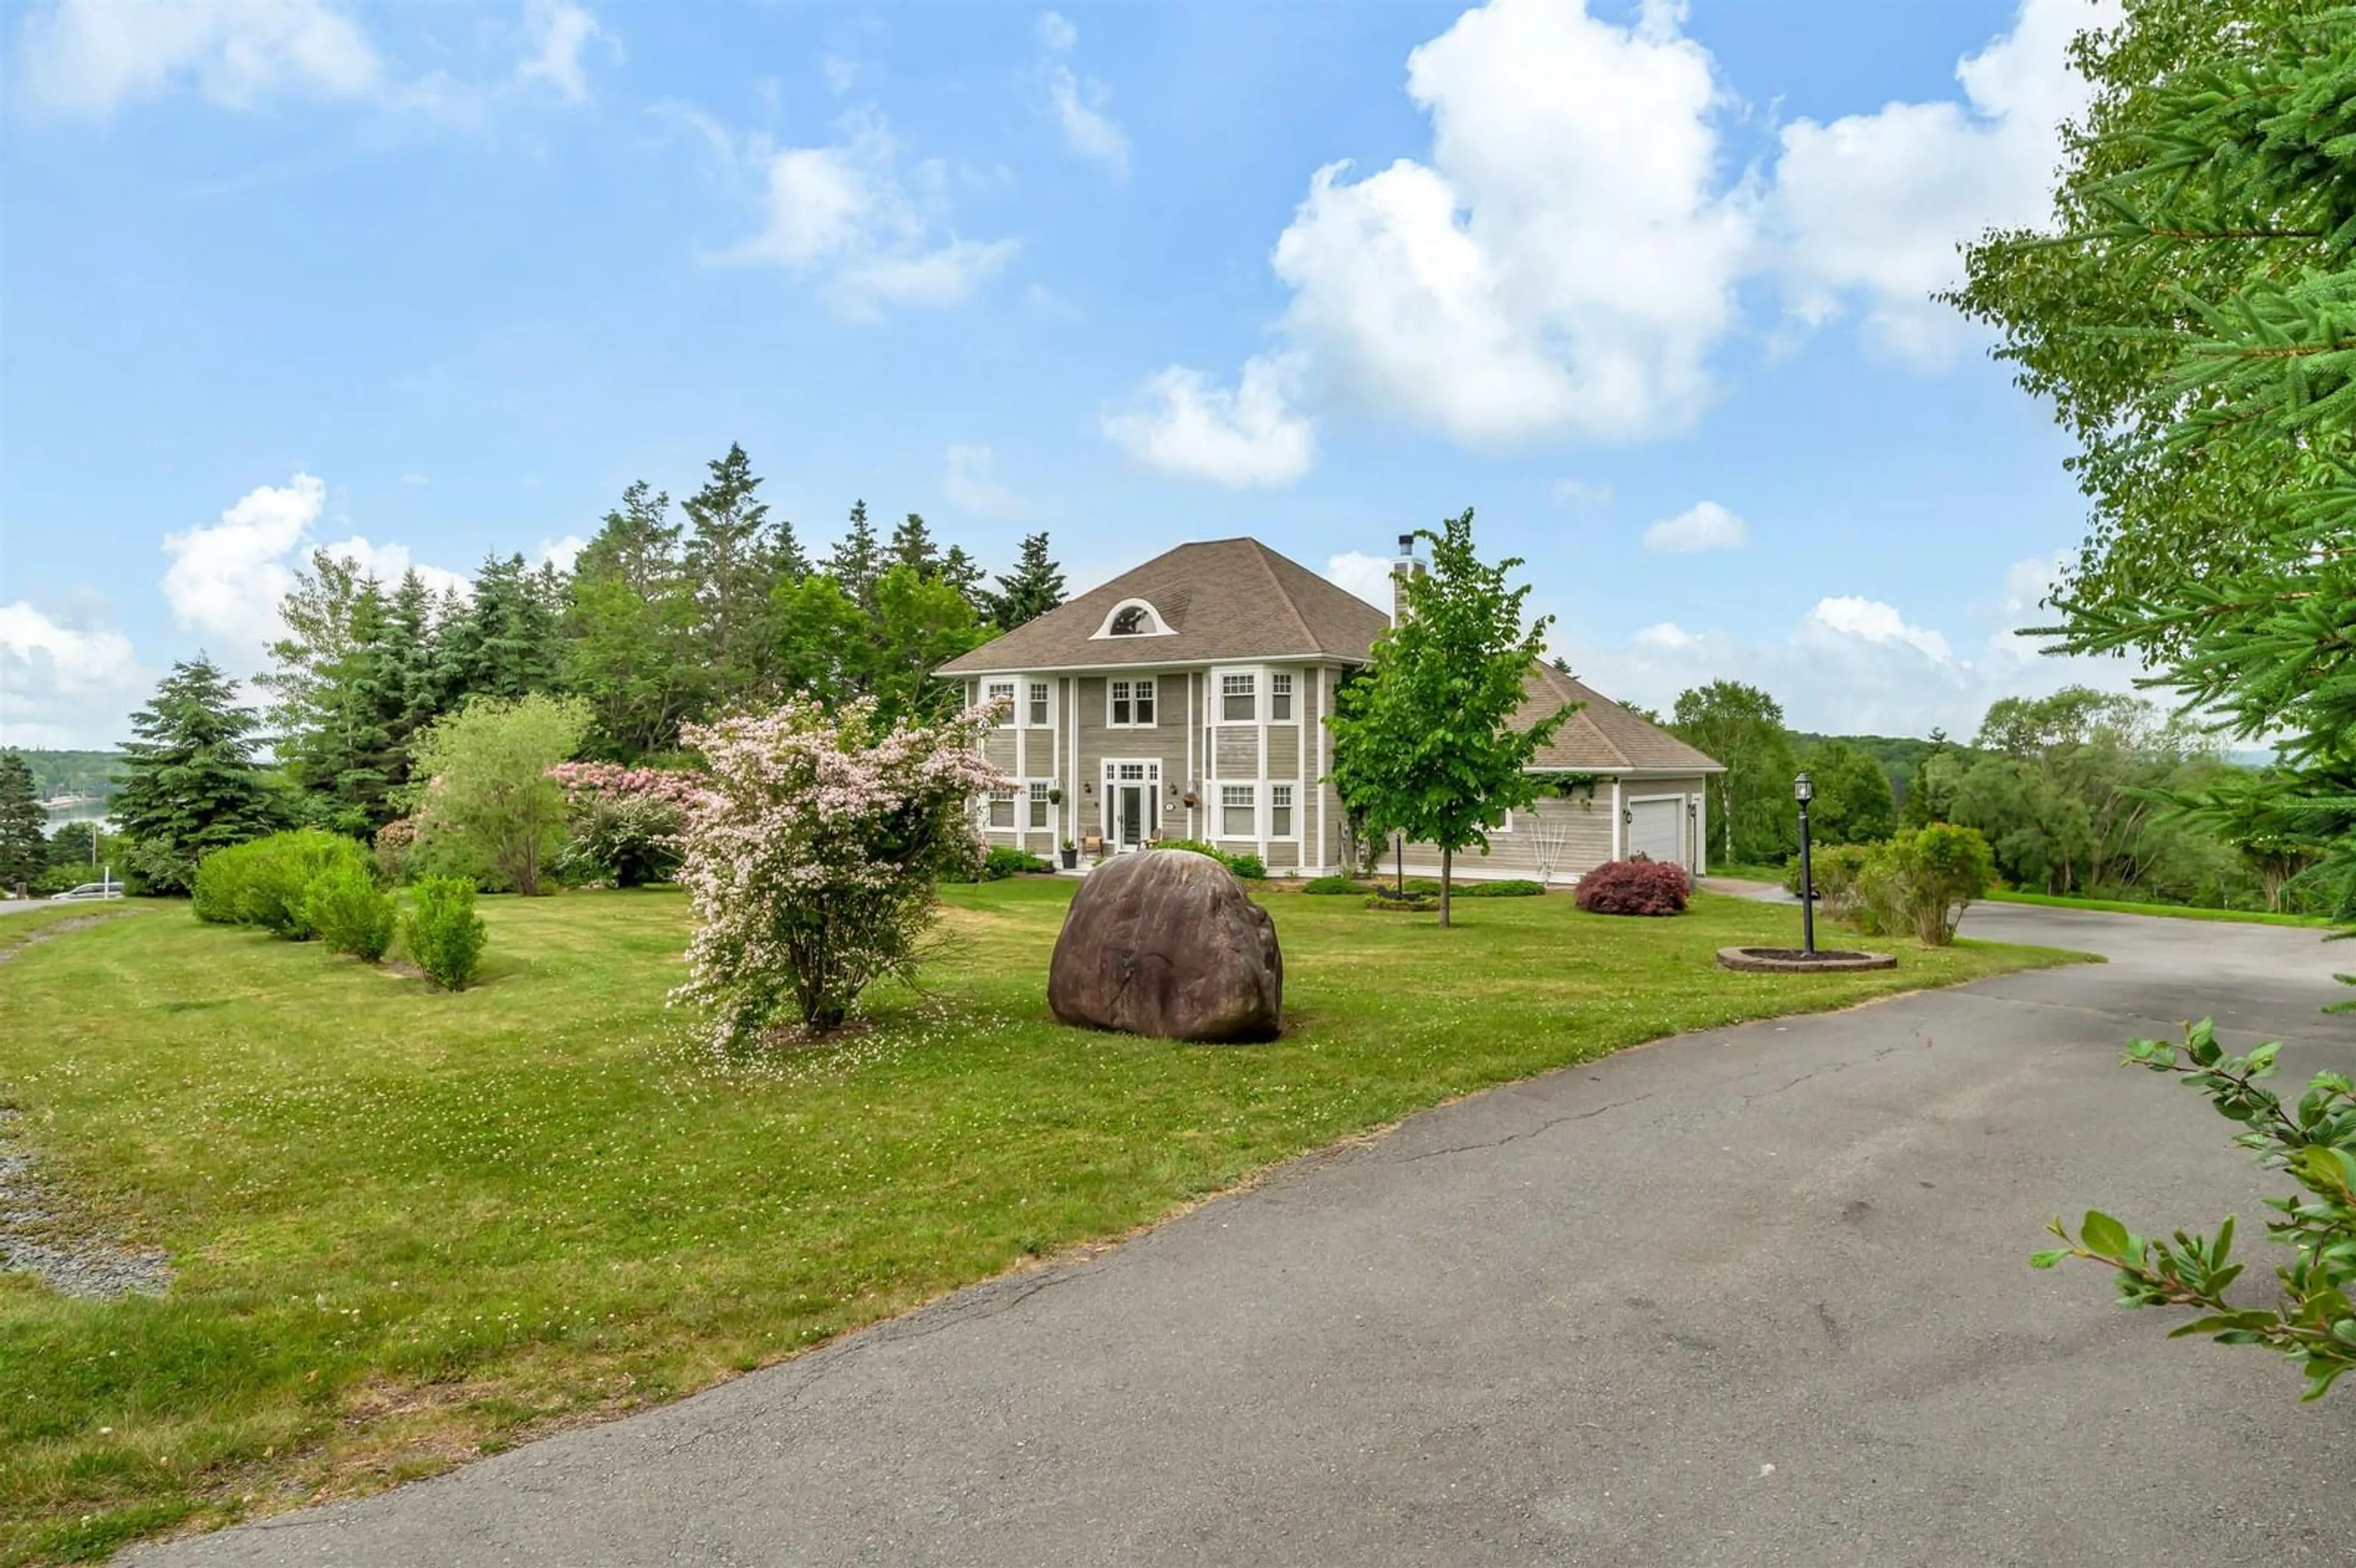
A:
[[2035, 1020, 2356, 1401]]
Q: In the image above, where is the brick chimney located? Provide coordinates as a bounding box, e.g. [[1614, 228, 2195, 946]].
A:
[[1390, 531, 1425, 623]]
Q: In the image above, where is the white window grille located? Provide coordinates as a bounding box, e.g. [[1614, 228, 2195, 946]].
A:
[[1221, 784, 1255, 837], [1111, 680, 1132, 725], [1028, 781, 1052, 829], [1271, 784, 1293, 836], [985, 682, 1015, 724], [1222, 673, 1256, 722], [1271, 672, 1293, 721], [1028, 682, 1050, 726], [1134, 677, 1155, 725], [988, 786, 1015, 828]]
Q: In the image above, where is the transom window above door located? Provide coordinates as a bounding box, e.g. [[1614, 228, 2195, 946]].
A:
[[1109, 677, 1157, 727]]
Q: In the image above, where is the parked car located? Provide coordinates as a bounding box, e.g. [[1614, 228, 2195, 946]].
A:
[[48, 881, 125, 902]]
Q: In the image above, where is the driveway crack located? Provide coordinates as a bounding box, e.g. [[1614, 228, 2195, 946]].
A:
[[1395, 1093, 1658, 1164]]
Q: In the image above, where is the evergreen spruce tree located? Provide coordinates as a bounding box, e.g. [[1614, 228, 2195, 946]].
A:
[[0, 750, 45, 893], [114, 655, 284, 893], [939, 543, 989, 614], [682, 442, 787, 711], [827, 499, 884, 609], [985, 531, 1066, 629], [385, 569, 443, 748], [568, 480, 702, 757], [888, 512, 942, 580]]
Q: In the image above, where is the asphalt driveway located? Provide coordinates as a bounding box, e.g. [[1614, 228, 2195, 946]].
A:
[[124, 904, 2356, 1567]]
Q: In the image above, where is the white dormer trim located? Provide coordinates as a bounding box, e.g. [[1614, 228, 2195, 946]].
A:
[[1090, 597, 1177, 640]]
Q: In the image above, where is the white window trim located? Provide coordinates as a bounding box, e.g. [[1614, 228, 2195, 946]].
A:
[[1269, 671, 1295, 723], [1220, 782, 1256, 839], [1090, 597, 1177, 640], [1217, 669, 1258, 724], [1106, 674, 1160, 729], [984, 680, 1017, 727], [1026, 680, 1052, 729], [1269, 783, 1297, 841]]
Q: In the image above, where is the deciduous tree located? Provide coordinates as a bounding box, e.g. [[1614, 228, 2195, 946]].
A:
[[404, 693, 590, 897], [1328, 509, 1568, 926]]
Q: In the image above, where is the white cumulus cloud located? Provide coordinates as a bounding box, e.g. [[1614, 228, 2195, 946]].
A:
[[1270, 0, 1751, 453], [159, 472, 468, 661], [1324, 550, 1397, 612], [1105, 0, 2109, 478], [1767, 0, 2117, 364], [1036, 12, 1129, 179], [1642, 499, 1747, 553], [0, 602, 146, 749], [13, 0, 382, 116], [707, 110, 1018, 320], [942, 445, 1023, 518], [515, 0, 617, 104], [1103, 355, 1317, 489], [1557, 559, 2136, 737], [160, 472, 328, 653]]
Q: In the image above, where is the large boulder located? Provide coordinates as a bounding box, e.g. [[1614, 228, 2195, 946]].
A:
[[1048, 850, 1282, 1042]]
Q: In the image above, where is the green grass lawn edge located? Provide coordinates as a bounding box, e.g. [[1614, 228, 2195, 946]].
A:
[[0, 885, 2090, 1565], [1984, 888, 2338, 928]]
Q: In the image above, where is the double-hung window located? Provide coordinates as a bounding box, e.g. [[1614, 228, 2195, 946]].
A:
[[1221, 784, 1255, 837], [985, 681, 1015, 724], [1028, 781, 1052, 829], [1110, 677, 1157, 727], [1221, 673, 1256, 722], [988, 786, 1016, 828], [1271, 672, 1294, 721], [1028, 682, 1050, 727], [1270, 784, 1293, 837]]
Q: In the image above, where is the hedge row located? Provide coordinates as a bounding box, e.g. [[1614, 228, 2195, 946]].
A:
[[193, 829, 487, 986]]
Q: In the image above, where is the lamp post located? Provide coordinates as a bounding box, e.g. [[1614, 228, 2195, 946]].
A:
[[1794, 771, 1816, 958]]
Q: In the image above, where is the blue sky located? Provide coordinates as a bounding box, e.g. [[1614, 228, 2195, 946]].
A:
[[0, 0, 2130, 749]]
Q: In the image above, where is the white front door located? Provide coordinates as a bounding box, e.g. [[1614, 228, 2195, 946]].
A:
[[1104, 760, 1161, 851]]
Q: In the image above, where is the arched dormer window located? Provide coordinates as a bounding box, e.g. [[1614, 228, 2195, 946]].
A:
[[1091, 597, 1172, 639]]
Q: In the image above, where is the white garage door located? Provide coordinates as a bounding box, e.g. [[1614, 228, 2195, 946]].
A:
[[1628, 797, 1684, 867]]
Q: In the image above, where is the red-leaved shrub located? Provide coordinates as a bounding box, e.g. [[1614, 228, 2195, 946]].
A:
[[1574, 857, 1691, 916]]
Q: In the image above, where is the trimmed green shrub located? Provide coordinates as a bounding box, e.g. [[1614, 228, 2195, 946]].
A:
[[193, 829, 375, 939], [1303, 875, 1365, 894], [403, 875, 487, 991], [1157, 839, 1265, 879], [1787, 826, 1993, 945], [302, 862, 396, 962], [1883, 823, 1995, 945], [981, 845, 1053, 880]]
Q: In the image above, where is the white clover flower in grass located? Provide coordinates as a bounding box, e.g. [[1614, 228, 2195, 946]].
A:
[[671, 696, 1009, 1045]]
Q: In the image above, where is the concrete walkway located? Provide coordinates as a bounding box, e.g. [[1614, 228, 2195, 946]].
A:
[[124, 905, 2356, 1567]]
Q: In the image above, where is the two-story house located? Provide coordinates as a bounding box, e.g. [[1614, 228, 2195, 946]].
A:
[[935, 537, 1722, 882]]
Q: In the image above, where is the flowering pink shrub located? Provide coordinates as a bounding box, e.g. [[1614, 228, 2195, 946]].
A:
[[1574, 858, 1691, 917], [546, 763, 714, 887], [670, 698, 1007, 1041]]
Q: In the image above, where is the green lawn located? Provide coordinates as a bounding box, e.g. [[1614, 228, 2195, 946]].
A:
[[0, 882, 2085, 1564], [1983, 889, 2338, 928]]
